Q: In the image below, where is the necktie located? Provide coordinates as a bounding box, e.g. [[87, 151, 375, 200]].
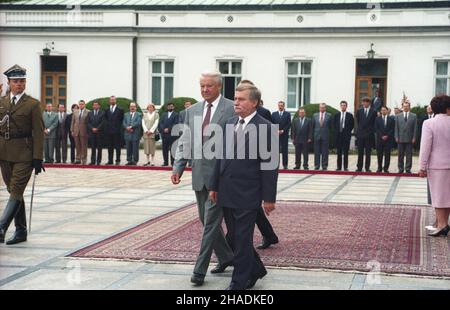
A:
[[384, 116, 387, 128], [59, 113, 63, 122], [202, 103, 212, 143], [404, 113, 408, 123], [11, 96, 16, 106], [279, 111, 283, 118], [340, 112, 344, 132], [300, 118, 304, 128], [365, 109, 368, 118], [320, 113, 324, 128]]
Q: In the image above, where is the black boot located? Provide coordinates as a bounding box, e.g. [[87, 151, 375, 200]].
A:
[[0, 198, 21, 244], [6, 199, 27, 245]]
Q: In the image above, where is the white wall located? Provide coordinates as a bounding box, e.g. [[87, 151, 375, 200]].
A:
[[0, 35, 133, 105], [137, 34, 450, 113]]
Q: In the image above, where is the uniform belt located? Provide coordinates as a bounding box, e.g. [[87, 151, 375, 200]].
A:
[[0, 132, 32, 139]]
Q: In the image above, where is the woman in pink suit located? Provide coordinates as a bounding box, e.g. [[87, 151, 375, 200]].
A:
[[419, 95, 450, 237]]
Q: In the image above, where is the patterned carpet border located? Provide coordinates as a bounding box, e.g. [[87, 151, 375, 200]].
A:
[[68, 200, 450, 278]]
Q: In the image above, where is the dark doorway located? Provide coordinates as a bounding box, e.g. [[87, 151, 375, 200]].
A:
[[354, 59, 388, 112], [41, 56, 67, 110]]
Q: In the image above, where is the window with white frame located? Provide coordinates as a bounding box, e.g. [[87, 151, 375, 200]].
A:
[[217, 60, 242, 100], [286, 61, 312, 110], [150, 60, 174, 106], [435, 60, 450, 95]]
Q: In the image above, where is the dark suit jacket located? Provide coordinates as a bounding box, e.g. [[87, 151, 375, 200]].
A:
[[65, 114, 73, 139], [158, 111, 179, 138], [291, 117, 312, 145], [333, 111, 354, 142], [210, 114, 279, 210], [372, 97, 383, 112], [271, 110, 291, 141], [355, 107, 377, 138], [257, 106, 272, 123], [87, 110, 105, 138], [56, 112, 68, 139], [105, 106, 124, 135], [375, 115, 395, 146]]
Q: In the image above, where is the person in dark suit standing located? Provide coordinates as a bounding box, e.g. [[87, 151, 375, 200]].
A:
[[372, 89, 383, 114], [271, 101, 291, 169], [105, 96, 124, 165], [375, 106, 395, 173], [66, 103, 78, 164], [87, 101, 105, 165], [158, 102, 179, 166], [312, 103, 332, 170], [395, 100, 418, 173], [210, 83, 279, 290], [333, 101, 354, 171], [291, 107, 312, 170], [355, 97, 377, 172], [417, 105, 434, 151], [55, 104, 68, 164]]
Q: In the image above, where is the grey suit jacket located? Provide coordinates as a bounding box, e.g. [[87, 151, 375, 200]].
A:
[[123, 112, 143, 142], [291, 117, 312, 145], [395, 112, 418, 143], [43, 111, 58, 139], [173, 96, 235, 191], [312, 112, 332, 141]]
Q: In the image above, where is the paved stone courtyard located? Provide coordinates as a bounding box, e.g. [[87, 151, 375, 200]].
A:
[[0, 158, 449, 290]]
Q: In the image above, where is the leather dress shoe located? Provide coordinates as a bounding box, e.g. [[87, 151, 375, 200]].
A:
[[257, 238, 279, 250], [246, 268, 267, 289], [6, 232, 27, 245], [190, 273, 205, 286], [210, 261, 233, 274]]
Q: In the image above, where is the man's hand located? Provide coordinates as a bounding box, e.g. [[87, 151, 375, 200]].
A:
[[412, 138, 416, 145], [396, 138, 399, 143], [278, 130, 284, 135], [382, 135, 388, 141], [419, 169, 427, 178], [31, 159, 45, 175], [209, 191, 217, 203], [164, 128, 169, 134], [263, 201, 276, 216], [171, 173, 181, 184], [307, 139, 312, 143]]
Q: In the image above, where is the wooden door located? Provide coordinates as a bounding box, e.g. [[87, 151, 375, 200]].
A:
[[41, 72, 66, 110], [354, 77, 372, 112]]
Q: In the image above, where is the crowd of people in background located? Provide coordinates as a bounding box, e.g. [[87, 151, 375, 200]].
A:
[[41, 90, 439, 174]]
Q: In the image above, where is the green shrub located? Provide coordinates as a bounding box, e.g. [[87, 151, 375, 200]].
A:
[[411, 105, 427, 119], [86, 97, 142, 113], [158, 97, 198, 116]]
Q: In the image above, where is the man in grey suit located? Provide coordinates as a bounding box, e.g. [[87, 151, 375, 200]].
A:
[[43, 103, 58, 163], [291, 107, 312, 170], [395, 100, 417, 173], [171, 71, 234, 286], [123, 102, 142, 165], [312, 103, 332, 170], [55, 104, 68, 163]]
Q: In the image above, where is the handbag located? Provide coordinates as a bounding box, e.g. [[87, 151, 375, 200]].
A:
[[154, 131, 160, 142]]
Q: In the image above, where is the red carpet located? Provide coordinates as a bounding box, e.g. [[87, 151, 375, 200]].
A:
[[46, 164, 419, 177], [69, 201, 450, 277]]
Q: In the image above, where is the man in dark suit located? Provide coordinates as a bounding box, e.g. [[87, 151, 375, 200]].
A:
[[210, 83, 279, 290], [417, 105, 434, 151], [257, 100, 272, 123], [312, 103, 332, 170], [159, 102, 179, 166], [291, 107, 312, 170], [355, 97, 377, 172], [105, 96, 124, 165], [333, 100, 354, 171], [55, 104, 68, 163], [87, 101, 105, 165], [375, 106, 395, 173], [271, 101, 291, 169]]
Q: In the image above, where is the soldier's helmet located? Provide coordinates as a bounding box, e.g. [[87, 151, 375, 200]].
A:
[[4, 64, 26, 79]]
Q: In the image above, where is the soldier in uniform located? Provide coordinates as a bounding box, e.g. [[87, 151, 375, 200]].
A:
[[0, 65, 45, 245]]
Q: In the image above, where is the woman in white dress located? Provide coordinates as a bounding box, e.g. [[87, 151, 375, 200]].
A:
[[142, 103, 159, 166]]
